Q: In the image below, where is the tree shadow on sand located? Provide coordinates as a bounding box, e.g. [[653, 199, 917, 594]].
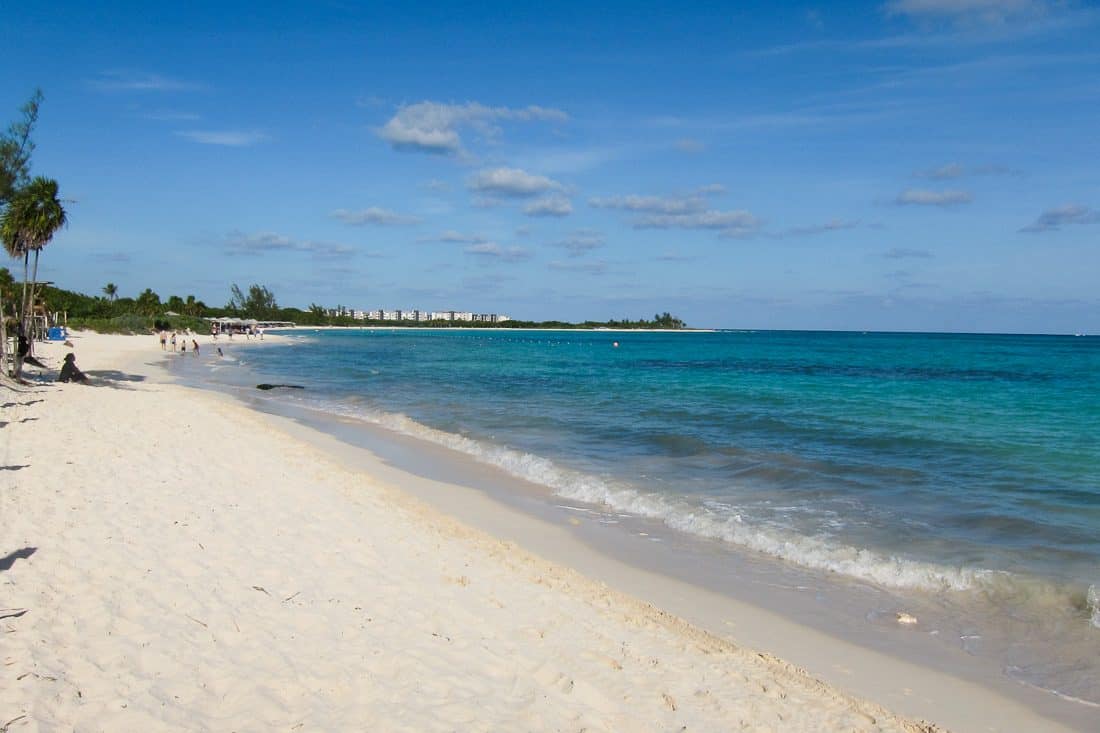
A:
[[1, 399, 44, 408], [1, 547, 36, 572]]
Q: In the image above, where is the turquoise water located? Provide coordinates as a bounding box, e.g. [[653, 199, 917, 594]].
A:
[[189, 328, 1100, 703]]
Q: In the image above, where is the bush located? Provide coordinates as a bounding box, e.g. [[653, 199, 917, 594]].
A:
[[69, 313, 154, 334]]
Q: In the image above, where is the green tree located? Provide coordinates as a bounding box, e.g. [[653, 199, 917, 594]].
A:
[[0, 177, 68, 341], [228, 283, 278, 319], [102, 282, 118, 301], [135, 288, 161, 316], [0, 90, 42, 207], [166, 295, 185, 313]]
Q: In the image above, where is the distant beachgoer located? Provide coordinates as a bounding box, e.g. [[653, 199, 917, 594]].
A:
[[211, 324, 218, 340], [192, 339, 199, 354], [58, 353, 89, 384], [170, 332, 177, 350], [259, 327, 265, 340], [217, 347, 224, 357], [159, 331, 167, 350], [181, 339, 187, 352]]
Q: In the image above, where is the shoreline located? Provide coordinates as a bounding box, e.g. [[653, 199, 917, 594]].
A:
[[173, 332, 1097, 731], [0, 332, 1084, 731]]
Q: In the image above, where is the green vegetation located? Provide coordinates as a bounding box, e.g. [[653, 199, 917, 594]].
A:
[[11, 274, 689, 333]]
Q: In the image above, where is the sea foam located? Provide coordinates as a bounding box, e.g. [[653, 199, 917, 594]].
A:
[[312, 399, 1004, 594]]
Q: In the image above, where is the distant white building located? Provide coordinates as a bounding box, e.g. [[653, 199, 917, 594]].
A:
[[453, 311, 474, 322], [382, 310, 400, 321], [430, 311, 452, 321]]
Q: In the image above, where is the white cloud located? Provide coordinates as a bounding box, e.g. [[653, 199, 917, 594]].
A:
[[176, 130, 270, 146], [89, 71, 203, 92], [434, 230, 487, 244], [331, 207, 420, 226], [524, 196, 573, 217], [468, 167, 566, 197], [917, 162, 966, 179], [553, 230, 605, 257], [1019, 204, 1099, 233], [895, 188, 973, 206], [224, 231, 353, 257], [378, 101, 567, 155], [883, 0, 1050, 24], [591, 190, 759, 237], [636, 210, 761, 233], [781, 219, 860, 237], [464, 242, 533, 262], [915, 162, 1021, 179], [589, 194, 706, 215]]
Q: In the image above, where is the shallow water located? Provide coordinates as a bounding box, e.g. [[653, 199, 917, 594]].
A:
[[171, 328, 1100, 708]]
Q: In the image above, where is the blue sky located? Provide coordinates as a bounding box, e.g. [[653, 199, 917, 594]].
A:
[[3, 0, 1098, 331]]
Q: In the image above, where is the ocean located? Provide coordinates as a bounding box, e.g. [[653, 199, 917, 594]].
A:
[[172, 328, 1100, 710]]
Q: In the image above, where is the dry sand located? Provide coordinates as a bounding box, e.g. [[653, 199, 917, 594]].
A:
[[0, 332, 1068, 731]]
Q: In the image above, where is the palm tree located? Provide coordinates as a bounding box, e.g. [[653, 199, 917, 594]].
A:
[[0, 177, 67, 354], [103, 282, 118, 301]]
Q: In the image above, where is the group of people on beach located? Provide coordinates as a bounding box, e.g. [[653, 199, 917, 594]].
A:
[[158, 329, 200, 355]]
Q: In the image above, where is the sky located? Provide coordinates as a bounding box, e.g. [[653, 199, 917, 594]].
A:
[[2, 0, 1098, 332]]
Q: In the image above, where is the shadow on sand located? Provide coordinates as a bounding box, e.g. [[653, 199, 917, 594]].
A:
[[0, 547, 36, 572]]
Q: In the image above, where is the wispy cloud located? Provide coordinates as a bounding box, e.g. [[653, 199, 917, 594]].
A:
[[779, 219, 861, 237], [884, 247, 934, 258], [223, 231, 354, 258], [884, 0, 1052, 26], [914, 162, 1021, 179], [331, 207, 420, 226], [895, 188, 973, 206], [143, 110, 201, 122], [468, 167, 566, 197], [1019, 204, 1099, 233], [675, 138, 706, 153], [548, 260, 609, 274], [378, 101, 567, 155], [424, 179, 451, 192], [591, 190, 757, 237], [589, 193, 706, 215], [431, 230, 488, 244], [524, 196, 573, 217], [464, 242, 533, 262], [89, 71, 204, 93], [637, 210, 761, 236], [552, 230, 605, 257], [176, 130, 270, 146]]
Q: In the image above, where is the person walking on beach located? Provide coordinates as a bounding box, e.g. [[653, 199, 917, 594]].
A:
[[159, 330, 167, 351], [211, 323, 218, 340], [192, 339, 199, 355], [170, 332, 177, 351]]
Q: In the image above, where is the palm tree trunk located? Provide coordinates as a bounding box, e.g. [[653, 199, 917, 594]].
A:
[[0, 288, 8, 382], [19, 249, 29, 331], [26, 248, 40, 357]]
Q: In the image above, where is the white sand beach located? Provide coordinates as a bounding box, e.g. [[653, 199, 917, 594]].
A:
[[0, 332, 1078, 731]]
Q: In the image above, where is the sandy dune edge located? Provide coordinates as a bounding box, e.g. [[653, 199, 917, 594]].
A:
[[2, 334, 940, 731]]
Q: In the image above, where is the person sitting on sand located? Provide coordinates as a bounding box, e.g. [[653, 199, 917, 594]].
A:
[[58, 353, 89, 384]]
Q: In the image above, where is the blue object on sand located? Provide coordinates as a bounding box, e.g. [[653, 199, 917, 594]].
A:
[[47, 326, 66, 340]]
